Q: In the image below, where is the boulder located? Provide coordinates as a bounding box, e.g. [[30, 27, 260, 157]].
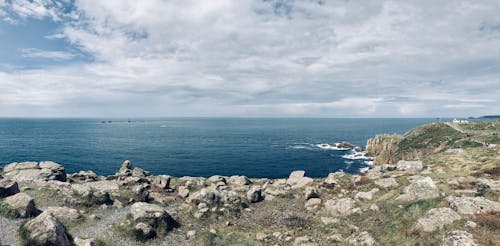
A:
[[414, 208, 461, 232], [4, 192, 39, 217], [286, 170, 313, 189], [178, 186, 190, 198], [74, 237, 95, 246], [476, 178, 500, 196], [347, 231, 378, 246], [44, 206, 81, 222], [293, 236, 318, 246], [396, 160, 423, 171], [208, 175, 226, 184], [305, 198, 322, 211], [396, 176, 439, 202], [153, 175, 171, 189], [129, 202, 174, 229], [187, 188, 221, 205], [220, 190, 242, 207], [323, 173, 339, 187], [0, 179, 20, 198], [355, 188, 379, 201], [3, 161, 67, 182], [247, 187, 263, 203], [228, 175, 251, 186], [69, 171, 98, 182], [22, 211, 71, 246], [304, 187, 319, 200], [324, 198, 358, 217], [442, 231, 478, 246], [134, 222, 156, 240], [116, 160, 132, 176], [446, 196, 500, 215], [374, 177, 399, 189], [132, 167, 146, 177]]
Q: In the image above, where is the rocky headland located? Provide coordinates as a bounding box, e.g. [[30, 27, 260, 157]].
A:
[[0, 121, 499, 245]]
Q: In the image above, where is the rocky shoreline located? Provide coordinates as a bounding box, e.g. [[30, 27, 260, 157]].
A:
[[0, 122, 499, 245]]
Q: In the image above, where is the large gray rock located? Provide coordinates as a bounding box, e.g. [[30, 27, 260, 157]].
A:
[[0, 179, 20, 198], [116, 160, 132, 176], [396, 160, 423, 171], [396, 176, 439, 202], [3, 161, 66, 182], [324, 198, 358, 217], [476, 178, 500, 196], [286, 170, 313, 189], [355, 188, 379, 201], [374, 177, 399, 189], [22, 211, 71, 246], [347, 231, 378, 246], [4, 192, 39, 217], [446, 196, 500, 215], [69, 170, 98, 182], [247, 187, 263, 203], [229, 175, 251, 186], [129, 202, 175, 238], [153, 175, 171, 189], [187, 188, 221, 205], [44, 206, 81, 222], [74, 237, 95, 246], [304, 187, 319, 200], [442, 231, 477, 246], [414, 208, 461, 232]]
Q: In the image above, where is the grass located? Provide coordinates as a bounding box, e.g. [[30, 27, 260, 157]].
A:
[[398, 123, 465, 153], [95, 238, 117, 246], [198, 231, 257, 246]]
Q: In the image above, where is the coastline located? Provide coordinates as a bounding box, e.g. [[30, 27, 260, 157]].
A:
[[0, 121, 499, 245]]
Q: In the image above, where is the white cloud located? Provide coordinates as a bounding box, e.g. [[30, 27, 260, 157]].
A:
[[21, 48, 75, 60], [0, 0, 500, 117]]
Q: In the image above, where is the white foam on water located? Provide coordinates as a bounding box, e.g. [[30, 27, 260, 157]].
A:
[[315, 143, 351, 151]]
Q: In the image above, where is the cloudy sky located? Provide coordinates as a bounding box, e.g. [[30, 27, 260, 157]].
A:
[[0, 0, 499, 117]]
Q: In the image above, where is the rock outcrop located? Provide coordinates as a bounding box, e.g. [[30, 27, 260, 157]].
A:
[[442, 230, 478, 246], [0, 179, 20, 198], [286, 170, 313, 189], [324, 198, 358, 217], [396, 176, 439, 202], [414, 208, 461, 232], [4, 192, 39, 217], [21, 211, 72, 246], [3, 161, 67, 182], [366, 134, 402, 165], [446, 196, 500, 215]]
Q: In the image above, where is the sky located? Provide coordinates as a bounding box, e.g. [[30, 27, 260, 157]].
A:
[[0, 0, 499, 118]]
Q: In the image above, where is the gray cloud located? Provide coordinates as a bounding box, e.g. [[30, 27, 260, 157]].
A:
[[0, 0, 499, 117]]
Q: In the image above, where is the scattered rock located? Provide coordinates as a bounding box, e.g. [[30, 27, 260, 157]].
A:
[[44, 206, 81, 222], [187, 230, 196, 238], [465, 221, 477, 229], [476, 178, 500, 196], [369, 204, 379, 212], [208, 175, 226, 184], [4, 192, 39, 217], [374, 177, 399, 189], [178, 185, 190, 198], [304, 186, 319, 200], [320, 216, 339, 225], [117, 160, 132, 176], [247, 187, 263, 203], [74, 237, 95, 246], [229, 175, 251, 186], [293, 236, 318, 246], [256, 232, 268, 241], [188, 188, 221, 205], [3, 161, 67, 182], [442, 230, 477, 246], [324, 198, 358, 217], [286, 170, 313, 189], [132, 167, 146, 177], [347, 231, 378, 246], [153, 175, 171, 189], [446, 196, 500, 215], [414, 208, 461, 232], [22, 211, 71, 246], [396, 160, 423, 171], [69, 171, 98, 182], [305, 198, 322, 211], [134, 222, 156, 240], [323, 173, 339, 187], [0, 179, 20, 198], [355, 188, 379, 201], [396, 176, 440, 202]]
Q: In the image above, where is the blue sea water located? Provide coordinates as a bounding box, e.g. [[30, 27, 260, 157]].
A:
[[0, 118, 438, 178]]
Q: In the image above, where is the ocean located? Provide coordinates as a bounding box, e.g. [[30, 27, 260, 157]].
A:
[[0, 118, 438, 178]]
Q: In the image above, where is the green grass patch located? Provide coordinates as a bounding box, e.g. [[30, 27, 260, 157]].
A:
[[398, 123, 465, 153], [198, 231, 257, 246]]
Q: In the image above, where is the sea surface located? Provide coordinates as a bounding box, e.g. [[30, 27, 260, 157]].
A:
[[0, 118, 439, 178]]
